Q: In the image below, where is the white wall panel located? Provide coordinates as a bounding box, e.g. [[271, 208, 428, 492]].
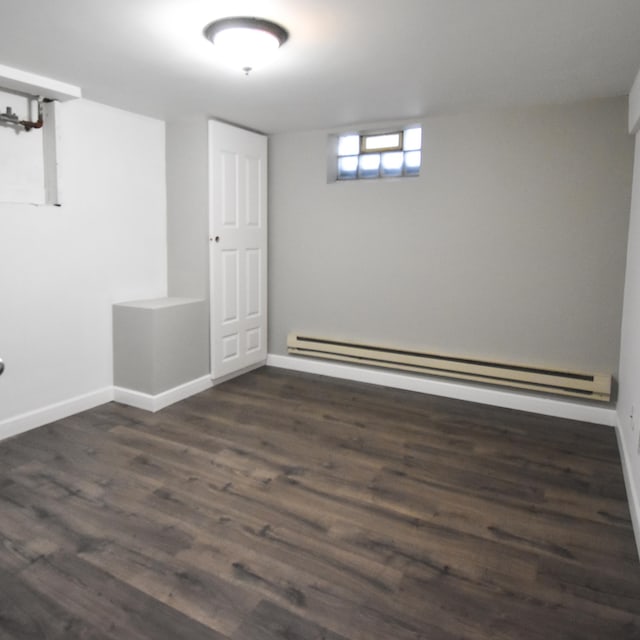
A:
[[0, 99, 167, 422], [268, 97, 632, 377]]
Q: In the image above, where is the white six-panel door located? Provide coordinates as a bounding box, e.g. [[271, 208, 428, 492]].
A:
[[209, 121, 267, 381]]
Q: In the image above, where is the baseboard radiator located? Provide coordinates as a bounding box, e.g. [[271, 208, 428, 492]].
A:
[[287, 333, 611, 402]]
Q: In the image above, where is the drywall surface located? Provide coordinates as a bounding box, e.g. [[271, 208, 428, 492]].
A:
[[0, 99, 167, 422], [0, 89, 45, 203], [630, 68, 640, 134], [618, 131, 640, 508], [113, 297, 208, 394], [166, 118, 209, 300], [269, 97, 632, 377]]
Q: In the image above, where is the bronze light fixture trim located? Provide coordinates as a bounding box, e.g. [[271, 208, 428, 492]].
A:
[[204, 17, 289, 75]]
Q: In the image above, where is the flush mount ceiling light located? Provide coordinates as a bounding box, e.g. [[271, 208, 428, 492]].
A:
[[204, 17, 289, 75]]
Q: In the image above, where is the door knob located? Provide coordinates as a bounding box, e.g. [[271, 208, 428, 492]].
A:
[[0, 359, 4, 376]]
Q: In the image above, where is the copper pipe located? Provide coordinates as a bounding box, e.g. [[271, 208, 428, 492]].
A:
[[19, 97, 45, 131], [19, 117, 43, 131]]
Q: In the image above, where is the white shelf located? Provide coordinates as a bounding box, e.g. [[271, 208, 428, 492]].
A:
[[0, 63, 81, 101]]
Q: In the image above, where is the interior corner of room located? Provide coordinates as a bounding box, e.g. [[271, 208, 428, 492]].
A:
[[1, 77, 638, 433], [4, 3, 640, 635], [0, 0, 638, 546]]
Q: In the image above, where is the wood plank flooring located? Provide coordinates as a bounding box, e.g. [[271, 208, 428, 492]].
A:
[[1, 366, 640, 639]]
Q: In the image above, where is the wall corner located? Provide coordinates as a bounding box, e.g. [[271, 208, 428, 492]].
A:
[[629, 67, 640, 134]]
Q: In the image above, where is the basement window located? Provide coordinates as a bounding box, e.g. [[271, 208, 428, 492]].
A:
[[335, 126, 421, 181]]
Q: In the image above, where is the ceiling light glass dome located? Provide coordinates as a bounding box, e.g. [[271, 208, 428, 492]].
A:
[[204, 17, 289, 75]]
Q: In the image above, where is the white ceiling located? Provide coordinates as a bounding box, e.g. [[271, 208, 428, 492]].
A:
[[1, 0, 640, 133]]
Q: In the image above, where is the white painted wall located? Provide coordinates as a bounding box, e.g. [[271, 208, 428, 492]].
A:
[[617, 69, 640, 552], [165, 118, 209, 300], [269, 97, 632, 381], [0, 99, 167, 431], [0, 90, 45, 204]]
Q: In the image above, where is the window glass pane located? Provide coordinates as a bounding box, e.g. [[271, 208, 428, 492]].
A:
[[381, 151, 404, 177], [333, 127, 422, 181], [404, 150, 421, 176], [358, 153, 380, 178], [337, 155, 358, 179], [338, 134, 359, 157], [403, 127, 422, 151], [363, 132, 401, 152]]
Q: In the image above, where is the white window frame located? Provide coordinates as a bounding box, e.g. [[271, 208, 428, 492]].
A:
[[333, 125, 422, 181]]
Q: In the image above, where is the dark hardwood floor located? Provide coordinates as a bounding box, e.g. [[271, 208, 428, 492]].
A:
[[1, 366, 640, 639]]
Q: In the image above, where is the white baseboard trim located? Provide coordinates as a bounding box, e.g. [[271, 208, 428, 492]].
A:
[[266, 354, 616, 426], [211, 360, 266, 387], [0, 386, 115, 442], [615, 419, 640, 561], [113, 375, 213, 413]]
